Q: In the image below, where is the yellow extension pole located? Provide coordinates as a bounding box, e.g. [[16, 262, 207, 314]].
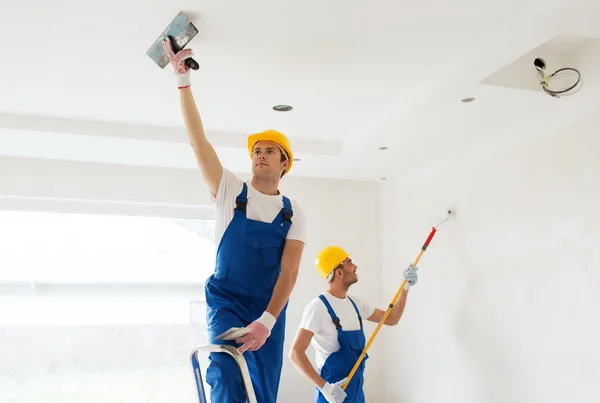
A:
[[342, 211, 452, 390]]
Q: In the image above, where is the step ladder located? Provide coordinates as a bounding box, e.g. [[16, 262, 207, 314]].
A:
[[190, 344, 258, 403]]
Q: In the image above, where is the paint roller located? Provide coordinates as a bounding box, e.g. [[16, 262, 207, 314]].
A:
[[146, 11, 200, 70], [342, 209, 455, 390]]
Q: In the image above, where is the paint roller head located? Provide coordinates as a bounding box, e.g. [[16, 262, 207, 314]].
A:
[[435, 209, 455, 228]]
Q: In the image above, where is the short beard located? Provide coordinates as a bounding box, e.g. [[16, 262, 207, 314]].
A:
[[342, 276, 357, 290]]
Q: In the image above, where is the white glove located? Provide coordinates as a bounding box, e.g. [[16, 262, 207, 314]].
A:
[[235, 311, 276, 353], [320, 377, 347, 403], [403, 264, 419, 290], [161, 37, 194, 89]]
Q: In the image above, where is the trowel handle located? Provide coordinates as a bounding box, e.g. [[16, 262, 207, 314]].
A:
[[186, 58, 200, 70]]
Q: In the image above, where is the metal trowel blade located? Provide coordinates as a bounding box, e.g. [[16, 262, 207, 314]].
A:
[[216, 327, 250, 341], [146, 11, 199, 69]]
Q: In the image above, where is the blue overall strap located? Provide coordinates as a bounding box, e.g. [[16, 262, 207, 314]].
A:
[[280, 195, 293, 230], [346, 296, 363, 328], [234, 182, 248, 215], [318, 294, 342, 329]]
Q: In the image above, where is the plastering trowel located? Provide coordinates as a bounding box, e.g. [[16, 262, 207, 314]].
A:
[[216, 327, 250, 341], [146, 11, 199, 70]]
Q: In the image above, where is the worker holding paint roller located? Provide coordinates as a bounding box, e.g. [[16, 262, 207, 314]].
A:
[[161, 38, 307, 403], [289, 246, 418, 403]]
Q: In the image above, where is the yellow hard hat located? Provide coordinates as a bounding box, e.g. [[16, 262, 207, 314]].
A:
[[315, 246, 350, 279], [247, 129, 294, 176]]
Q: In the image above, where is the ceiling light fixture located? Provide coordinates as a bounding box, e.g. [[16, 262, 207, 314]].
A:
[[461, 97, 475, 103], [273, 104, 293, 112], [293, 158, 300, 162], [379, 146, 388, 150]]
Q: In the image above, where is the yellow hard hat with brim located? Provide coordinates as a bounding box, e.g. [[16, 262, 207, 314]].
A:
[[315, 246, 351, 279], [247, 129, 294, 176]]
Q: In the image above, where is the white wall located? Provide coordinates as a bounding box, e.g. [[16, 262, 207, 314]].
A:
[[380, 116, 600, 403], [277, 175, 384, 403], [0, 156, 385, 402]]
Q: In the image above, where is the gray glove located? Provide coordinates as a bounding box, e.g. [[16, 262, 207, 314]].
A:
[[320, 377, 347, 403], [403, 264, 419, 289]]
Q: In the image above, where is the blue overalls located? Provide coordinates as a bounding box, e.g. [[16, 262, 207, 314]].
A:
[[315, 294, 368, 403], [204, 182, 293, 403]]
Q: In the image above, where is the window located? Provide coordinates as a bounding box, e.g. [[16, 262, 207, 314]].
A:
[[0, 210, 217, 402], [0, 210, 216, 285]]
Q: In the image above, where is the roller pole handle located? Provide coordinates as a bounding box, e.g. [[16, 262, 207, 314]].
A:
[[423, 227, 436, 248], [342, 225, 440, 390], [341, 277, 408, 390]]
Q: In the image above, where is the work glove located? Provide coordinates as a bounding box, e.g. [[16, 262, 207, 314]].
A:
[[320, 377, 347, 403], [403, 264, 419, 290], [236, 311, 276, 353], [161, 37, 194, 89]]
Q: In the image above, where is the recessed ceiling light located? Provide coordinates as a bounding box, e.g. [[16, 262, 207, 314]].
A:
[[379, 146, 388, 150], [461, 97, 475, 103], [380, 177, 387, 180], [273, 104, 293, 112], [293, 158, 300, 162]]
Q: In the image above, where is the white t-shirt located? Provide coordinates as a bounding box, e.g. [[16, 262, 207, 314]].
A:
[[299, 291, 374, 370], [213, 168, 307, 247]]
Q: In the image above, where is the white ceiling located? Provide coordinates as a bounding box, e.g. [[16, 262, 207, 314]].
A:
[[1, 0, 599, 181]]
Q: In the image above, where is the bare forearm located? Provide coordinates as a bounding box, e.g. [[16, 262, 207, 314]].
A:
[[387, 289, 409, 324], [266, 269, 298, 318], [179, 87, 222, 195], [179, 87, 206, 142], [290, 349, 325, 388]]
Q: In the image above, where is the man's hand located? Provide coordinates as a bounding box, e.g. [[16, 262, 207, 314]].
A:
[[403, 264, 419, 290], [320, 378, 347, 403], [161, 37, 194, 89], [236, 311, 276, 353]]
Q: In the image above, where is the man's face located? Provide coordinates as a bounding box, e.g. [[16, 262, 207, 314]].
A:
[[335, 257, 358, 286], [251, 141, 289, 179]]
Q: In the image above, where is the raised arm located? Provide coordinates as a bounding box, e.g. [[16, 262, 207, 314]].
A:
[[162, 38, 223, 197], [367, 288, 409, 326], [367, 264, 419, 326], [179, 87, 223, 197]]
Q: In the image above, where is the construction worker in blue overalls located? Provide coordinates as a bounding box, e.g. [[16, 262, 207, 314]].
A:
[[162, 38, 307, 403], [289, 246, 418, 402]]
